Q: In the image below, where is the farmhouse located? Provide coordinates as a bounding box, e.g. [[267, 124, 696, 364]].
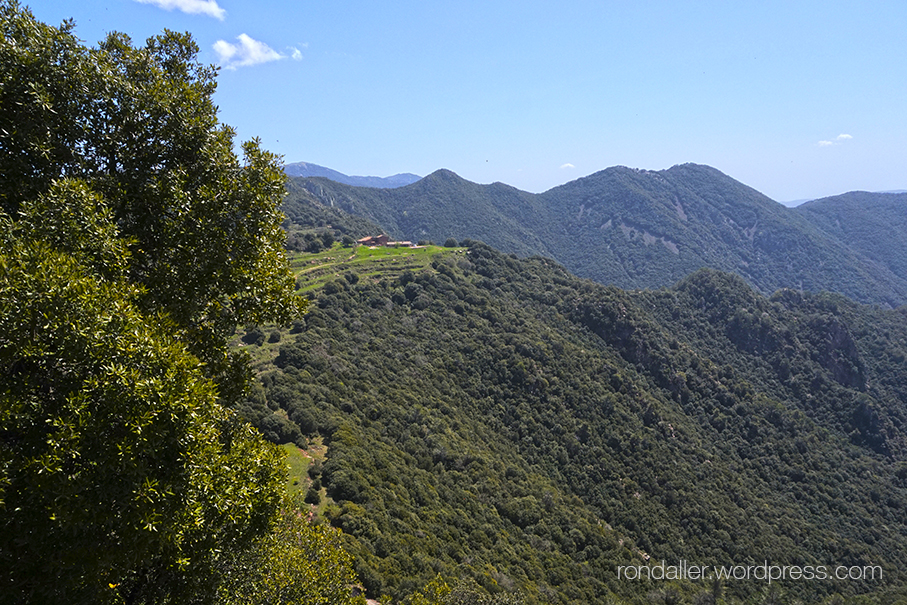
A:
[[357, 234, 389, 246], [357, 234, 413, 248]]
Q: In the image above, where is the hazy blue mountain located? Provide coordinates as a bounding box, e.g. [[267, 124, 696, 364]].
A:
[[283, 161, 420, 188], [286, 164, 907, 306]]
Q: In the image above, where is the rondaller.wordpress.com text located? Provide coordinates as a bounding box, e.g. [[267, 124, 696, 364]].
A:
[[617, 560, 882, 584]]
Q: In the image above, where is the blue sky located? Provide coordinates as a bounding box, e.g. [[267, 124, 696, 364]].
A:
[[32, 0, 907, 201]]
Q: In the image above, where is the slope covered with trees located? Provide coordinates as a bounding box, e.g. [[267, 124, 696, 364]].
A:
[[796, 191, 907, 285], [537, 164, 907, 306], [288, 165, 907, 306], [240, 240, 907, 604]]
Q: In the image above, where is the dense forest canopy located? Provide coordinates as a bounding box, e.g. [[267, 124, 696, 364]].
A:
[[239, 221, 907, 603]]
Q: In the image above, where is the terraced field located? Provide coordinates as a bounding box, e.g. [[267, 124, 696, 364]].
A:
[[290, 242, 464, 292]]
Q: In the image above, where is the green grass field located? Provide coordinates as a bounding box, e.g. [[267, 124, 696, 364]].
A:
[[290, 242, 463, 293], [279, 440, 333, 517], [280, 442, 312, 496]]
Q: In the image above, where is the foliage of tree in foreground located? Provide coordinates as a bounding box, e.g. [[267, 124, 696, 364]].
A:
[[218, 499, 366, 605], [0, 3, 364, 604]]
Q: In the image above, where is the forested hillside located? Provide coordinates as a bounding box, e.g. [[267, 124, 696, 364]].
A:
[[287, 165, 907, 306], [796, 191, 907, 284], [238, 239, 907, 604]]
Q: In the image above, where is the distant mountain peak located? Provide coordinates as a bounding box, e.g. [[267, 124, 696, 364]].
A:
[[424, 168, 465, 182], [284, 161, 421, 189]]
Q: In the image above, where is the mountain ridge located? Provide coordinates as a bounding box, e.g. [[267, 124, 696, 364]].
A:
[[796, 191, 907, 288], [285, 163, 907, 307], [289, 162, 905, 204]]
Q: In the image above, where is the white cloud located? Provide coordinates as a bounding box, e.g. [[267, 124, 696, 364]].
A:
[[560, 163, 575, 169], [214, 34, 285, 69], [818, 133, 853, 147], [135, 0, 226, 20], [290, 47, 304, 61]]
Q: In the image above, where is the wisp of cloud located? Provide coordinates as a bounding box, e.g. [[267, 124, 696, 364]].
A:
[[818, 133, 853, 147], [134, 0, 226, 21]]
